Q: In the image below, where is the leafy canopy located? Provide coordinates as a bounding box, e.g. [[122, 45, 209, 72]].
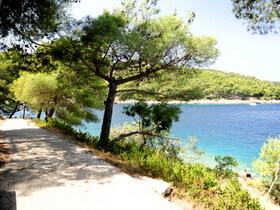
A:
[[214, 155, 238, 178], [10, 68, 103, 125], [119, 102, 186, 158], [232, 0, 280, 34], [10, 71, 58, 109], [48, 0, 219, 144], [0, 0, 75, 51], [253, 136, 280, 179], [123, 102, 182, 134], [0, 51, 22, 116]]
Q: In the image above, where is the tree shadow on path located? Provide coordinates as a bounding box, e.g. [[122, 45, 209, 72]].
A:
[[0, 127, 123, 197]]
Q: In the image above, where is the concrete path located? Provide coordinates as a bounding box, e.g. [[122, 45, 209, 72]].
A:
[[0, 119, 180, 210]]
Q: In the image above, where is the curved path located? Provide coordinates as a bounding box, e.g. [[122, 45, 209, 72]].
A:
[[0, 119, 180, 210]]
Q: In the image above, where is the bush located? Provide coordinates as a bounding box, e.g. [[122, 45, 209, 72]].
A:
[[217, 179, 262, 210], [117, 142, 262, 209], [46, 118, 99, 146], [214, 155, 239, 178], [253, 136, 280, 203]]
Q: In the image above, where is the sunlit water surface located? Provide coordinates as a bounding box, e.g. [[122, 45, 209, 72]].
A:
[[77, 104, 280, 173]]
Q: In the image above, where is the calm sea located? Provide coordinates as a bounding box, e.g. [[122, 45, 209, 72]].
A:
[[78, 104, 280, 172]]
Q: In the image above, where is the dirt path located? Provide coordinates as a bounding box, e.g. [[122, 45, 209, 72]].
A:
[[0, 119, 180, 210], [238, 178, 280, 210]]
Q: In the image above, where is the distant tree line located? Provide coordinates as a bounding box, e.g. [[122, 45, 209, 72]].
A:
[[119, 69, 280, 101], [187, 70, 280, 100]]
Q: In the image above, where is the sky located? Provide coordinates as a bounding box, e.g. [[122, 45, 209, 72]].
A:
[[70, 0, 280, 82]]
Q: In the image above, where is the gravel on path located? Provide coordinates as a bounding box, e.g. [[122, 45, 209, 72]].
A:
[[0, 119, 180, 210]]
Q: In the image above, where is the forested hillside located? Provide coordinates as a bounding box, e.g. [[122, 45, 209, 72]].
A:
[[189, 70, 280, 100], [118, 69, 280, 101]]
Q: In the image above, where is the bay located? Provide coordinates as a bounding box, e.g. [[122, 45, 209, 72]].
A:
[[78, 104, 280, 172]]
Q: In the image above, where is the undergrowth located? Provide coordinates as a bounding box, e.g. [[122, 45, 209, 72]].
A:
[[39, 118, 263, 210]]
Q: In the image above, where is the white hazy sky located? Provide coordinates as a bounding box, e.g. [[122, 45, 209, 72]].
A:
[[70, 0, 280, 82]]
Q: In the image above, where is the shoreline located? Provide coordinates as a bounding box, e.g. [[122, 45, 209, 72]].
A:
[[115, 99, 280, 105]]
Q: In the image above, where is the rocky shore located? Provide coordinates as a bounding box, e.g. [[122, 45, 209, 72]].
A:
[[116, 99, 280, 105]]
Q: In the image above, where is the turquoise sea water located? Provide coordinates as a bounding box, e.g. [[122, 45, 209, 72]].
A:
[[78, 104, 280, 173]]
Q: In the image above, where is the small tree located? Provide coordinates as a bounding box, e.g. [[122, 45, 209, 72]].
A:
[[110, 102, 205, 159], [118, 102, 181, 144], [253, 136, 280, 199], [214, 155, 238, 177], [112, 102, 186, 157], [10, 70, 103, 125]]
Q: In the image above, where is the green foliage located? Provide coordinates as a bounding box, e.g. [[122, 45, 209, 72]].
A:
[[253, 136, 280, 179], [44, 118, 99, 146], [185, 69, 280, 100], [120, 69, 280, 102], [123, 103, 181, 134], [110, 122, 143, 143], [214, 155, 239, 177], [10, 69, 103, 125], [117, 143, 261, 209], [111, 121, 205, 161], [0, 0, 75, 50], [118, 68, 204, 102], [0, 51, 22, 116], [49, 0, 220, 144], [252, 136, 280, 204], [121, 102, 183, 158], [11, 71, 58, 108], [216, 179, 262, 209], [232, 0, 280, 34], [271, 183, 280, 205]]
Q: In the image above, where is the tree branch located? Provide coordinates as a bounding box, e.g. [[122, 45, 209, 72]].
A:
[[113, 131, 142, 141], [113, 130, 193, 142], [116, 88, 165, 96], [266, 156, 280, 201], [116, 63, 174, 85], [80, 59, 109, 81]]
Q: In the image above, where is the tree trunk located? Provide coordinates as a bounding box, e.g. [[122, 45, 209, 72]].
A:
[[22, 103, 26, 119], [266, 157, 280, 201], [48, 107, 56, 118], [44, 109, 49, 121], [37, 109, 42, 119], [99, 82, 117, 146], [9, 101, 20, 118], [45, 107, 55, 121], [45, 97, 57, 121]]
